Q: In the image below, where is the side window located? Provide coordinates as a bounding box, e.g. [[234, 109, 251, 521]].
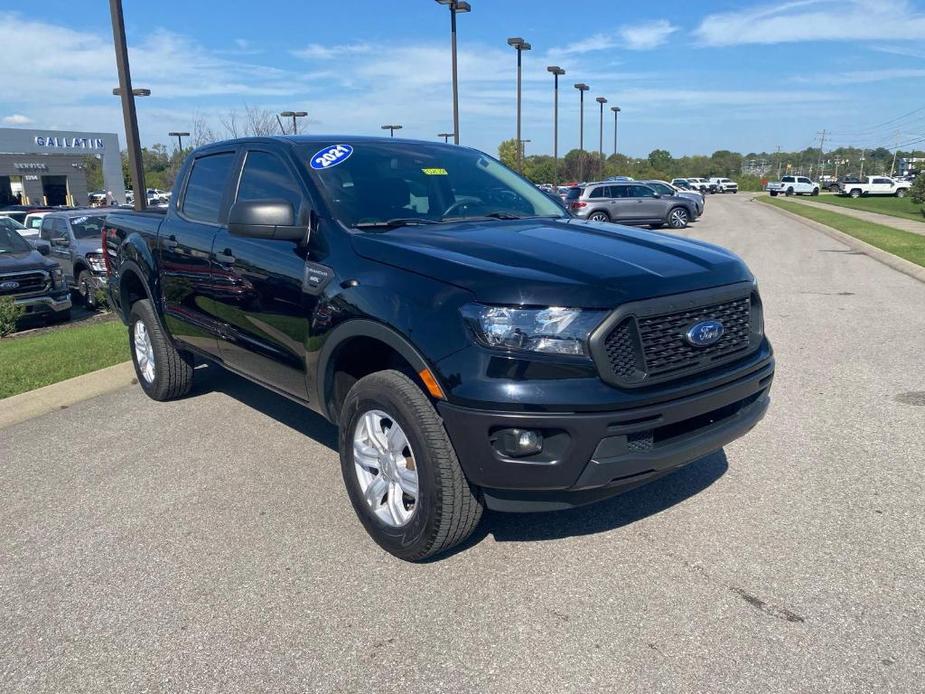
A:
[[782, 176, 793, 183], [633, 185, 656, 198], [612, 186, 630, 198], [182, 152, 236, 224], [588, 187, 605, 199], [236, 151, 304, 213], [798, 177, 809, 184], [873, 178, 891, 185], [40, 218, 55, 241]]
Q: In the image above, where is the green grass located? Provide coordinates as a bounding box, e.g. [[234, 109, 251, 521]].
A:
[[0, 319, 128, 399], [809, 194, 925, 223], [759, 196, 925, 268]]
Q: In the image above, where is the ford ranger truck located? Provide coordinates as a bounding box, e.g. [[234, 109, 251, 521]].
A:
[[103, 136, 774, 561]]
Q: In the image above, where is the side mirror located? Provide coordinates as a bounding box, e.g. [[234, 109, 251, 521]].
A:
[[52, 236, 69, 247], [228, 199, 306, 241], [31, 239, 51, 256]]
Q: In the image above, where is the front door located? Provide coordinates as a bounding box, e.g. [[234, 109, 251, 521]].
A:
[[41, 217, 74, 281], [631, 184, 665, 222], [161, 149, 237, 357], [209, 148, 313, 399]]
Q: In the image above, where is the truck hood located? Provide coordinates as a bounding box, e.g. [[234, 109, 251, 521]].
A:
[[350, 218, 752, 307], [0, 249, 54, 274]]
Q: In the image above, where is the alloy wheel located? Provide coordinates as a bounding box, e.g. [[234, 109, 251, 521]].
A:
[[353, 410, 419, 527], [668, 208, 688, 228], [133, 320, 156, 383]]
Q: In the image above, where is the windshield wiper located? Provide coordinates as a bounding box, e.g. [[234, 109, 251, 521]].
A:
[[354, 218, 442, 229]]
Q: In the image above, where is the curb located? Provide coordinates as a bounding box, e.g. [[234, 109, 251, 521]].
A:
[[755, 198, 925, 285], [0, 361, 135, 430]]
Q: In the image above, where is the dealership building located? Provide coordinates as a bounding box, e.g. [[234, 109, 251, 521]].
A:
[[0, 127, 125, 207]]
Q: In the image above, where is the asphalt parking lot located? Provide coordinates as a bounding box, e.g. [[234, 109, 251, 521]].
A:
[[2, 193, 923, 693]]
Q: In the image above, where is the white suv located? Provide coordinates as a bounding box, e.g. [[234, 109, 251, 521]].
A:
[[710, 177, 738, 194]]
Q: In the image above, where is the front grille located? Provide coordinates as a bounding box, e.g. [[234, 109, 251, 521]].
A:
[[598, 292, 755, 386], [0, 271, 49, 297]]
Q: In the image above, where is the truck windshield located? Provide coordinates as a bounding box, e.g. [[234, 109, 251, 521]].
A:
[[301, 141, 567, 228], [0, 221, 33, 254], [68, 215, 107, 239]]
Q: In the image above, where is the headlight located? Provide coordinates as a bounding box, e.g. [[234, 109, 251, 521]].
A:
[[51, 267, 64, 288], [86, 254, 106, 273], [462, 304, 606, 356]]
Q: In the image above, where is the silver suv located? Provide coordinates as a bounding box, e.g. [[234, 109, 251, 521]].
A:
[[566, 182, 698, 229]]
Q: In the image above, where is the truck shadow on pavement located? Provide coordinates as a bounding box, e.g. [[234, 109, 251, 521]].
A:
[[191, 364, 728, 555]]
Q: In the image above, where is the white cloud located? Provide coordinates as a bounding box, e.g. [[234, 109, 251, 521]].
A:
[[291, 42, 372, 60], [2, 113, 32, 125], [549, 20, 677, 56], [696, 0, 925, 46], [618, 20, 678, 50], [792, 68, 925, 84]]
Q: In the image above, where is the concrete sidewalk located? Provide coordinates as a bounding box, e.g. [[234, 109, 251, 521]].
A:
[[782, 196, 925, 236]]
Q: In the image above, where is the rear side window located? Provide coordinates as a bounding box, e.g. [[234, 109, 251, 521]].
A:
[[237, 151, 304, 213], [182, 152, 236, 223], [588, 187, 605, 199], [782, 177, 794, 182]]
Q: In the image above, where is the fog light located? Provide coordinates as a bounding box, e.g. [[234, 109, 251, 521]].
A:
[[494, 428, 544, 458]]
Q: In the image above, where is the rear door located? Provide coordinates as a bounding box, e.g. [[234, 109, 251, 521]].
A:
[[209, 147, 312, 399], [161, 148, 238, 357]]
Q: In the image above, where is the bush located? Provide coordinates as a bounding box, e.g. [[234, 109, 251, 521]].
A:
[[0, 296, 25, 337], [910, 175, 925, 205]]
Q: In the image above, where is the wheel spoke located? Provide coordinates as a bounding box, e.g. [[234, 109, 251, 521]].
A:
[[386, 481, 407, 525], [386, 422, 408, 454], [363, 475, 388, 509], [396, 466, 418, 499]]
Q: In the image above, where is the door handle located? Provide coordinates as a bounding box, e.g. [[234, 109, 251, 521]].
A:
[[161, 235, 178, 251], [213, 250, 236, 264]]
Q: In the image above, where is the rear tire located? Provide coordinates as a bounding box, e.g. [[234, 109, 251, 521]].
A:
[[128, 299, 194, 401], [769, 191, 778, 197], [587, 210, 610, 223], [339, 370, 483, 561], [76, 270, 97, 310]]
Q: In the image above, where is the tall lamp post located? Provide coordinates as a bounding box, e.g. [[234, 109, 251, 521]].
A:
[[435, 0, 470, 145], [519, 139, 532, 162], [596, 96, 607, 180], [168, 131, 189, 151], [382, 124, 403, 137], [108, 0, 148, 211], [280, 111, 307, 135], [438, 132, 454, 143], [507, 37, 531, 173], [574, 83, 589, 180], [547, 66, 565, 186], [610, 106, 621, 157]]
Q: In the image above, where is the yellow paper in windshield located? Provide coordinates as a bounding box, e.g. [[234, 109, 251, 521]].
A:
[[422, 168, 448, 176]]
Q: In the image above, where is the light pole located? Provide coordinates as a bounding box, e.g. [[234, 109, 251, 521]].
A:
[[596, 96, 607, 180], [519, 139, 531, 162], [280, 111, 307, 135], [438, 132, 454, 143], [168, 131, 189, 151], [382, 124, 403, 137], [610, 106, 621, 157], [435, 0, 470, 145], [507, 37, 531, 173], [574, 83, 589, 180], [108, 0, 147, 211], [547, 66, 565, 187]]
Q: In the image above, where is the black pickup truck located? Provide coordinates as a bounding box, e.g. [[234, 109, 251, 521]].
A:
[[104, 136, 774, 560]]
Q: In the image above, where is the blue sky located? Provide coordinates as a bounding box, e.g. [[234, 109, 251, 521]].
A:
[[2, 0, 924, 157]]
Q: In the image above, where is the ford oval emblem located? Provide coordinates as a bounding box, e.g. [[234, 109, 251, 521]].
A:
[[0, 281, 20, 290], [309, 144, 353, 170], [685, 319, 724, 347]]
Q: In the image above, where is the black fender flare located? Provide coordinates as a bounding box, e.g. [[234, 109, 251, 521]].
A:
[[314, 319, 433, 421], [116, 259, 167, 331]]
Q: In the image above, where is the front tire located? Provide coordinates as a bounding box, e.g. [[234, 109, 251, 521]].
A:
[[76, 270, 97, 310], [128, 299, 194, 401], [896, 189, 906, 198], [339, 370, 483, 561], [667, 206, 689, 229], [769, 191, 778, 197], [786, 187, 794, 197], [811, 187, 820, 196]]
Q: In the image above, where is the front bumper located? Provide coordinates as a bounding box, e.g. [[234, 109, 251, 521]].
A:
[[14, 292, 72, 316], [438, 356, 773, 511]]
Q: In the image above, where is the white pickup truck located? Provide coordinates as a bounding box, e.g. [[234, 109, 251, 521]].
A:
[[767, 175, 819, 197], [709, 177, 738, 193], [838, 176, 912, 198]]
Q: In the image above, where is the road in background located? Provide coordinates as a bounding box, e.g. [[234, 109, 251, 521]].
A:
[[2, 194, 923, 693]]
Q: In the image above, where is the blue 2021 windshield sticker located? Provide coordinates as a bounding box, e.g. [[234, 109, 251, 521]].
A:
[[310, 144, 353, 170]]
